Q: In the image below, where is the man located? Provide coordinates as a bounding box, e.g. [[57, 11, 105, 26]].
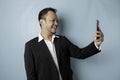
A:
[[24, 7, 104, 80]]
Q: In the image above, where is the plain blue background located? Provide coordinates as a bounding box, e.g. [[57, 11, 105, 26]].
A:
[[0, 0, 120, 80]]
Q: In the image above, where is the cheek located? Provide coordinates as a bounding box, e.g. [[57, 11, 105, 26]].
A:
[[46, 23, 53, 29], [48, 22, 54, 27]]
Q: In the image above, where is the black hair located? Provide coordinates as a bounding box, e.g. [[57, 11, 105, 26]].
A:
[[38, 7, 57, 21]]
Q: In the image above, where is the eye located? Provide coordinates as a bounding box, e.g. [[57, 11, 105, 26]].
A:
[[49, 19, 58, 23], [50, 20, 54, 22]]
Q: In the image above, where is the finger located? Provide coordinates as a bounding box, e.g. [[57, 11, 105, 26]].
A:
[[96, 31, 104, 37], [96, 36, 104, 42], [96, 35, 101, 40], [95, 38, 102, 42], [96, 32, 101, 35], [95, 33, 103, 39]]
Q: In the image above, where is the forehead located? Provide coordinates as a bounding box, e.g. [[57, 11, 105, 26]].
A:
[[46, 11, 57, 19]]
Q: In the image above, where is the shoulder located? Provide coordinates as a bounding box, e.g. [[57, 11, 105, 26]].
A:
[[55, 35, 70, 43], [25, 37, 38, 47], [55, 35, 67, 41], [55, 34, 67, 39]]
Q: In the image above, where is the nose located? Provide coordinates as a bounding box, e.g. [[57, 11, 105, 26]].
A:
[[54, 20, 58, 26]]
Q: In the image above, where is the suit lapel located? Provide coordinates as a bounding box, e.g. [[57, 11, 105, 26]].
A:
[[37, 37, 61, 69], [38, 40, 56, 65]]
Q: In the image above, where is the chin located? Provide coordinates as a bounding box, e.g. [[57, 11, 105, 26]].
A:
[[52, 31, 56, 34], [51, 30, 57, 34]]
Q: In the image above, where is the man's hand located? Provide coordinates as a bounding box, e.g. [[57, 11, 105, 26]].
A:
[[94, 27, 104, 47]]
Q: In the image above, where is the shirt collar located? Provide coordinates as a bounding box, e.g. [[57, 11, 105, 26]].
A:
[[38, 33, 59, 42]]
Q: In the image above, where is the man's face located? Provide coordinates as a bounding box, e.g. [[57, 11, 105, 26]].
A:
[[42, 11, 58, 34]]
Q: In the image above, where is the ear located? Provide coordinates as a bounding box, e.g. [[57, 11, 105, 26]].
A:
[[40, 19, 46, 27], [40, 19, 43, 25]]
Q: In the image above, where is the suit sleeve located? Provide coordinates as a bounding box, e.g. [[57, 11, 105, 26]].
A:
[[64, 37, 101, 59], [24, 43, 37, 80]]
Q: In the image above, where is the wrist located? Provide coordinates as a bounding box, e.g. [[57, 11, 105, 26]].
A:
[[94, 42, 101, 50]]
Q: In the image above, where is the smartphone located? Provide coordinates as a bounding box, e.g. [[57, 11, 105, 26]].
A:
[[96, 20, 100, 39], [97, 20, 100, 31]]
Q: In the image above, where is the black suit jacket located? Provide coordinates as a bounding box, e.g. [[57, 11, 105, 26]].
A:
[[24, 36, 100, 80]]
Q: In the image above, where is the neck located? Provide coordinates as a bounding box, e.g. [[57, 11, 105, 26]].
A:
[[41, 30, 53, 41]]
